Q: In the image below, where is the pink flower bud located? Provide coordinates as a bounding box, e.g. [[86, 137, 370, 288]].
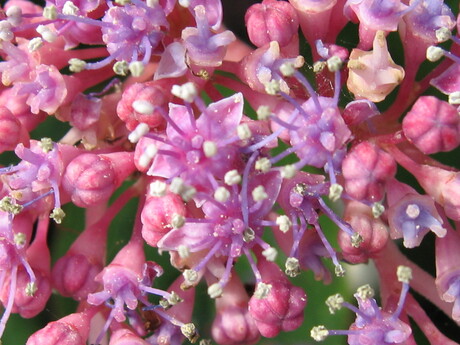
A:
[[0, 106, 28, 153], [117, 81, 171, 131], [0, 267, 51, 318], [62, 152, 135, 207], [339, 201, 389, 263], [342, 141, 397, 202], [52, 254, 102, 301], [141, 191, 186, 247], [109, 328, 150, 345], [0, 89, 46, 131], [403, 96, 460, 154], [26, 309, 95, 345], [212, 306, 260, 345], [245, 0, 299, 48], [212, 273, 260, 345], [248, 259, 306, 338]]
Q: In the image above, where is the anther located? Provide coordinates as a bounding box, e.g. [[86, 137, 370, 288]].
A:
[[326, 294, 344, 314]]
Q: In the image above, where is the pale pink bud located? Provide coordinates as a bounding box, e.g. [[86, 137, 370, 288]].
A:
[[342, 141, 397, 202], [245, 0, 299, 48], [117, 81, 171, 131], [0, 106, 28, 153], [62, 152, 135, 207], [26, 309, 95, 345], [403, 96, 460, 154], [52, 254, 102, 301], [339, 201, 389, 263], [141, 191, 187, 247]]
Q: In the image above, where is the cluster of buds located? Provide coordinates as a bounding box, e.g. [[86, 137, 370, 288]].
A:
[[0, 0, 459, 344]]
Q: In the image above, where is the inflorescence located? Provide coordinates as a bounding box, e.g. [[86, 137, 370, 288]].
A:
[[0, 0, 460, 344]]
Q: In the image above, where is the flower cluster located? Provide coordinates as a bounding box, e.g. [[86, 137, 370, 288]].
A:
[[0, 0, 459, 344]]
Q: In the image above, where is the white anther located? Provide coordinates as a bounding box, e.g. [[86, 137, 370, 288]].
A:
[[313, 61, 326, 73], [171, 213, 185, 229], [356, 284, 374, 300], [264, 79, 280, 95], [328, 183, 343, 202], [256, 105, 271, 120], [372, 202, 385, 218], [327, 56, 342, 72], [254, 282, 272, 299], [262, 247, 277, 262], [224, 170, 241, 185], [207, 283, 223, 299], [178, 245, 190, 259], [114, 0, 131, 4], [326, 294, 344, 314], [133, 100, 154, 114], [129, 61, 145, 77], [28, 37, 44, 52], [171, 82, 198, 103], [285, 257, 300, 277], [405, 204, 420, 219], [68, 58, 86, 72], [334, 264, 346, 277], [203, 140, 218, 158], [181, 185, 196, 202], [179, 0, 191, 7], [255, 157, 271, 172], [0, 21, 14, 41], [276, 215, 292, 233], [39, 137, 53, 153], [50, 207, 65, 224], [252, 185, 268, 202], [237, 123, 252, 140], [62, 1, 79, 15], [113, 61, 129, 76], [281, 165, 297, 179], [311, 325, 329, 341], [150, 180, 167, 197], [280, 62, 296, 77], [183, 269, 198, 283], [214, 186, 230, 203], [6, 6, 22, 26], [169, 177, 185, 194], [128, 122, 150, 143], [397, 265, 412, 284], [436, 27, 451, 43], [36, 25, 57, 42], [426, 46, 444, 62], [139, 145, 158, 168], [43, 5, 58, 20], [448, 91, 460, 105]]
